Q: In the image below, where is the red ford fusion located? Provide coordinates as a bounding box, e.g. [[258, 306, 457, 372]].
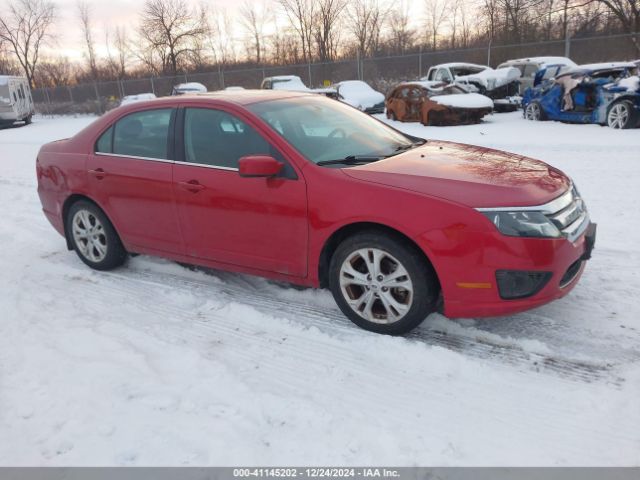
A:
[[36, 91, 596, 334]]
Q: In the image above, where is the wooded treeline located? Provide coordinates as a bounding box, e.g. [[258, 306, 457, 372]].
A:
[[1, 0, 638, 88]]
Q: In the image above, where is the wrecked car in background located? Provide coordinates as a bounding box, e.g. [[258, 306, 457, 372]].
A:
[[385, 81, 493, 126], [522, 62, 640, 129], [334, 80, 385, 114], [423, 63, 521, 112], [497, 57, 576, 94], [261, 75, 338, 98], [171, 82, 207, 95]]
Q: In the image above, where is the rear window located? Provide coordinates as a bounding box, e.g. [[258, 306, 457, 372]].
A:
[[95, 109, 173, 159]]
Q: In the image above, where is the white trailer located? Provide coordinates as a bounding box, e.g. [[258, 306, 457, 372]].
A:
[[0, 76, 35, 127]]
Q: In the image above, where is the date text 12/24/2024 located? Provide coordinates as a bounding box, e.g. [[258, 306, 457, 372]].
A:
[[233, 469, 400, 478]]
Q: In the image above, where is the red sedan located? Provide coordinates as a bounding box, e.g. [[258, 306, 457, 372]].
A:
[[36, 91, 596, 334]]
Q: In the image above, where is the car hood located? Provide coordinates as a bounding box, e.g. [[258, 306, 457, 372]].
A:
[[343, 140, 570, 208]]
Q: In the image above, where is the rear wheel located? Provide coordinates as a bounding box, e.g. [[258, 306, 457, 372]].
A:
[[607, 100, 636, 129], [524, 101, 544, 121], [24, 115, 32, 125], [66, 200, 127, 271], [329, 232, 439, 335]]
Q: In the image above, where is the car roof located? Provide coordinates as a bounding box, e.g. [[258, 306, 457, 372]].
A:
[[429, 62, 489, 70], [559, 62, 637, 77], [498, 57, 576, 67], [264, 75, 302, 81], [115, 89, 314, 110]]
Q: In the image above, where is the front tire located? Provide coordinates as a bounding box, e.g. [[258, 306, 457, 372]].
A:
[[329, 232, 439, 335], [607, 100, 636, 129], [66, 200, 127, 271]]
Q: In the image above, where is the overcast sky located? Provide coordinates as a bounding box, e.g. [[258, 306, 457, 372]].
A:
[[48, 0, 243, 59], [45, 0, 423, 60]]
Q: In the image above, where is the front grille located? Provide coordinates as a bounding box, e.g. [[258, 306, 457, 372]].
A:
[[545, 186, 589, 241]]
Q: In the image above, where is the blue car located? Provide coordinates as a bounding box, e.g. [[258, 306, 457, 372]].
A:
[[522, 62, 640, 129]]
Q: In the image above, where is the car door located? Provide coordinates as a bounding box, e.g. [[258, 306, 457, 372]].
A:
[[173, 106, 308, 278], [88, 107, 184, 255]]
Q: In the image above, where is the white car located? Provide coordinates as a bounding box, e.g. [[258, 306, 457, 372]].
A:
[[423, 63, 521, 112], [261, 75, 338, 98], [120, 93, 157, 106], [497, 57, 577, 93], [171, 82, 207, 95], [334, 80, 385, 114], [0, 76, 35, 127]]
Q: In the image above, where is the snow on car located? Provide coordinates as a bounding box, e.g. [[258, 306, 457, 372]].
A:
[[497, 57, 577, 94], [261, 75, 338, 98], [119, 93, 157, 106], [386, 81, 493, 125], [423, 63, 521, 112], [171, 82, 207, 95], [334, 80, 385, 114], [523, 62, 640, 129]]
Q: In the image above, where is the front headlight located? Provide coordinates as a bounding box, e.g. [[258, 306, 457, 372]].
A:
[[482, 211, 562, 238]]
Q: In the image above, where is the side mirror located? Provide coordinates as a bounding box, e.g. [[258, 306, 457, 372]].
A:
[[238, 155, 283, 178]]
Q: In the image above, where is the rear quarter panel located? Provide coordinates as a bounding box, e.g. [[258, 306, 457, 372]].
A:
[[36, 139, 88, 236]]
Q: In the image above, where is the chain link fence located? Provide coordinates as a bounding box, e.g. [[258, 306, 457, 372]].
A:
[[31, 32, 639, 115]]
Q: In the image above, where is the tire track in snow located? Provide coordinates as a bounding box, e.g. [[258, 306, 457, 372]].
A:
[[46, 252, 627, 385]]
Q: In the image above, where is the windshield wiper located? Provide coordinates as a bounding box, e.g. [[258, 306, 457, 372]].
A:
[[316, 155, 384, 166]]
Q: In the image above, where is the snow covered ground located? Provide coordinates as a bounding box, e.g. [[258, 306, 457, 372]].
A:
[[0, 112, 639, 466]]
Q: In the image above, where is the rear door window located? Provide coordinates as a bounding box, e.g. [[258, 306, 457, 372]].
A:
[[112, 108, 173, 160]]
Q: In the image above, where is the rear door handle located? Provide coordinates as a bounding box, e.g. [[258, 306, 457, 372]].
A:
[[177, 180, 206, 193], [88, 168, 107, 179]]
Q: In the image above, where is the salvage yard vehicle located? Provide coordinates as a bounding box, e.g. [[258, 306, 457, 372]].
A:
[[36, 90, 596, 335], [120, 93, 156, 106], [171, 82, 207, 95], [497, 57, 576, 94], [522, 62, 640, 129], [385, 81, 493, 125], [0, 76, 35, 127], [423, 62, 521, 112], [334, 80, 385, 114], [261, 75, 338, 98]]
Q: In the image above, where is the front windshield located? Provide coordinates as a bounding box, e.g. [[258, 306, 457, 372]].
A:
[[248, 95, 412, 164]]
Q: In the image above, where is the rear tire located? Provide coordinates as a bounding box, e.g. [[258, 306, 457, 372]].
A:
[[607, 100, 636, 129], [66, 200, 127, 271], [24, 115, 32, 125], [329, 231, 439, 335], [524, 101, 545, 121]]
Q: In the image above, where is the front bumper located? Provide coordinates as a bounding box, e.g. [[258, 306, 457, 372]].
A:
[[419, 222, 597, 318]]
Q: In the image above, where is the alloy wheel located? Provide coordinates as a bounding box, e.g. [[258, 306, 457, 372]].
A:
[[72, 209, 108, 263], [339, 248, 414, 324], [608, 103, 630, 129], [525, 102, 541, 121]]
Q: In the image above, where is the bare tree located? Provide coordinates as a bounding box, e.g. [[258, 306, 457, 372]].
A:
[[345, 0, 386, 57], [34, 55, 75, 87], [106, 26, 129, 79], [207, 8, 237, 65], [424, 0, 449, 49], [139, 0, 207, 75], [387, 2, 415, 54], [0, 0, 56, 87], [77, 0, 98, 80], [279, 0, 317, 62], [314, 0, 347, 62], [590, 0, 640, 53], [239, 0, 271, 64]]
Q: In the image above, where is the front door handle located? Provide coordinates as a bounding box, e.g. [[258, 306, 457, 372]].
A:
[[88, 168, 107, 179], [177, 180, 206, 193]]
